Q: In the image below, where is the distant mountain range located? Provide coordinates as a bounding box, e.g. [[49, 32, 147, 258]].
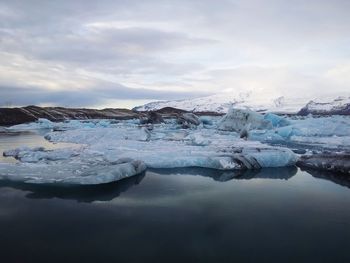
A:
[[1, 94, 349, 126], [134, 93, 350, 115], [0, 106, 139, 126], [134, 93, 302, 113], [298, 96, 350, 116]]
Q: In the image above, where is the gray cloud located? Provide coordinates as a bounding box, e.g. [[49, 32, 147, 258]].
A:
[[0, 0, 349, 108], [0, 84, 211, 108], [2, 27, 213, 63]]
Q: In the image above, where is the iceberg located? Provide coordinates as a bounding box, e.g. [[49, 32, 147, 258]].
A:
[[247, 115, 350, 151], [8, 118, 55, 130], [0, 159, 146, 185], [218, 108, 272, 132], [263, 113, 290, 127], [43, 125, 297, 170], [177, 113, 201, 128]]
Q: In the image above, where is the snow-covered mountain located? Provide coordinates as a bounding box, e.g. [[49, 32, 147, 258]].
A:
[[134, 93, 350, 115], [298, 96, 350, 115], [134, 93, 308, 114]]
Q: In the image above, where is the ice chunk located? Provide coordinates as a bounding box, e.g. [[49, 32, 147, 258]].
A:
[[264, 113, 290, 127], [241, 147, 297, 168], [3, 146, 80, 163], [177, 113, 201, 128], [186, 133, 211, 146], [3, 146, 45, 158], [218, 108, 272, 132], [140, 111, 164, 124], [8, 118, 55, 130], [246, 115, 350, 152], [139, 127, 151, 141], [290, 135, 350, 149], [199, 116, 214, 125]]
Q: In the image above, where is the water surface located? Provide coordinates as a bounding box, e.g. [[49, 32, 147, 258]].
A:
[[0, 134, 350, 263]]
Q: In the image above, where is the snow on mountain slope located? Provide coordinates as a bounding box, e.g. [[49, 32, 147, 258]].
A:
[[135, 92, 350, 115], [134, 93, 308, 114], [298, 96, 350, 115]]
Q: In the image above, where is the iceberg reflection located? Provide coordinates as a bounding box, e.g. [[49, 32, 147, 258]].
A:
[[0, 172, 145, 202], [301, 167, 350, 189], [150, 166, 297, 182]]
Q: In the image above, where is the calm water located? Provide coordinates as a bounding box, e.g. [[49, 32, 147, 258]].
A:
[[1, 133, 350, 263]]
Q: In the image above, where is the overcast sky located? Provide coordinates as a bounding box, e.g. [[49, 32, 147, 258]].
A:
[[0, 0, 349, 108]]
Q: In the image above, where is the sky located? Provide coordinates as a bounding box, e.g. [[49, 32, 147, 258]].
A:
[[0, 0, 349, 108]]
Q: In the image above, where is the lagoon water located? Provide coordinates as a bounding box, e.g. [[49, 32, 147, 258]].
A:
[[1, 133, 350, 262]]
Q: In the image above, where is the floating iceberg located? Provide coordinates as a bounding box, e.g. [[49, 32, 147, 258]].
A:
[[8, 118, 55, 130], [0, 158, 146, 185], [43, 125, 297, 170], [263, 113, 290, 128], [218, 108, 272, 132]]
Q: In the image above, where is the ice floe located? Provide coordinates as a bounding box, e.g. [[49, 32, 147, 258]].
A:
[[0, 158, 146, 185]]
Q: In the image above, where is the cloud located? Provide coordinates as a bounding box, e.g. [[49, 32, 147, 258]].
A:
[[2, 26, 213, 64], [0, 83, 210, 108], [0, 0, 349, 108]]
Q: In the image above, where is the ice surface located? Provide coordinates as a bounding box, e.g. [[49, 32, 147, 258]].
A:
[[42, 123, 297, 171]]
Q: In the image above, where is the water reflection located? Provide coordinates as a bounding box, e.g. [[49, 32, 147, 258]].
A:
[[0, 173, 145, 202], [151, 166, 297, 182], [300, 167, 350, 189], [0, 166, 350, 263], [0, 167, 298, 202]]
